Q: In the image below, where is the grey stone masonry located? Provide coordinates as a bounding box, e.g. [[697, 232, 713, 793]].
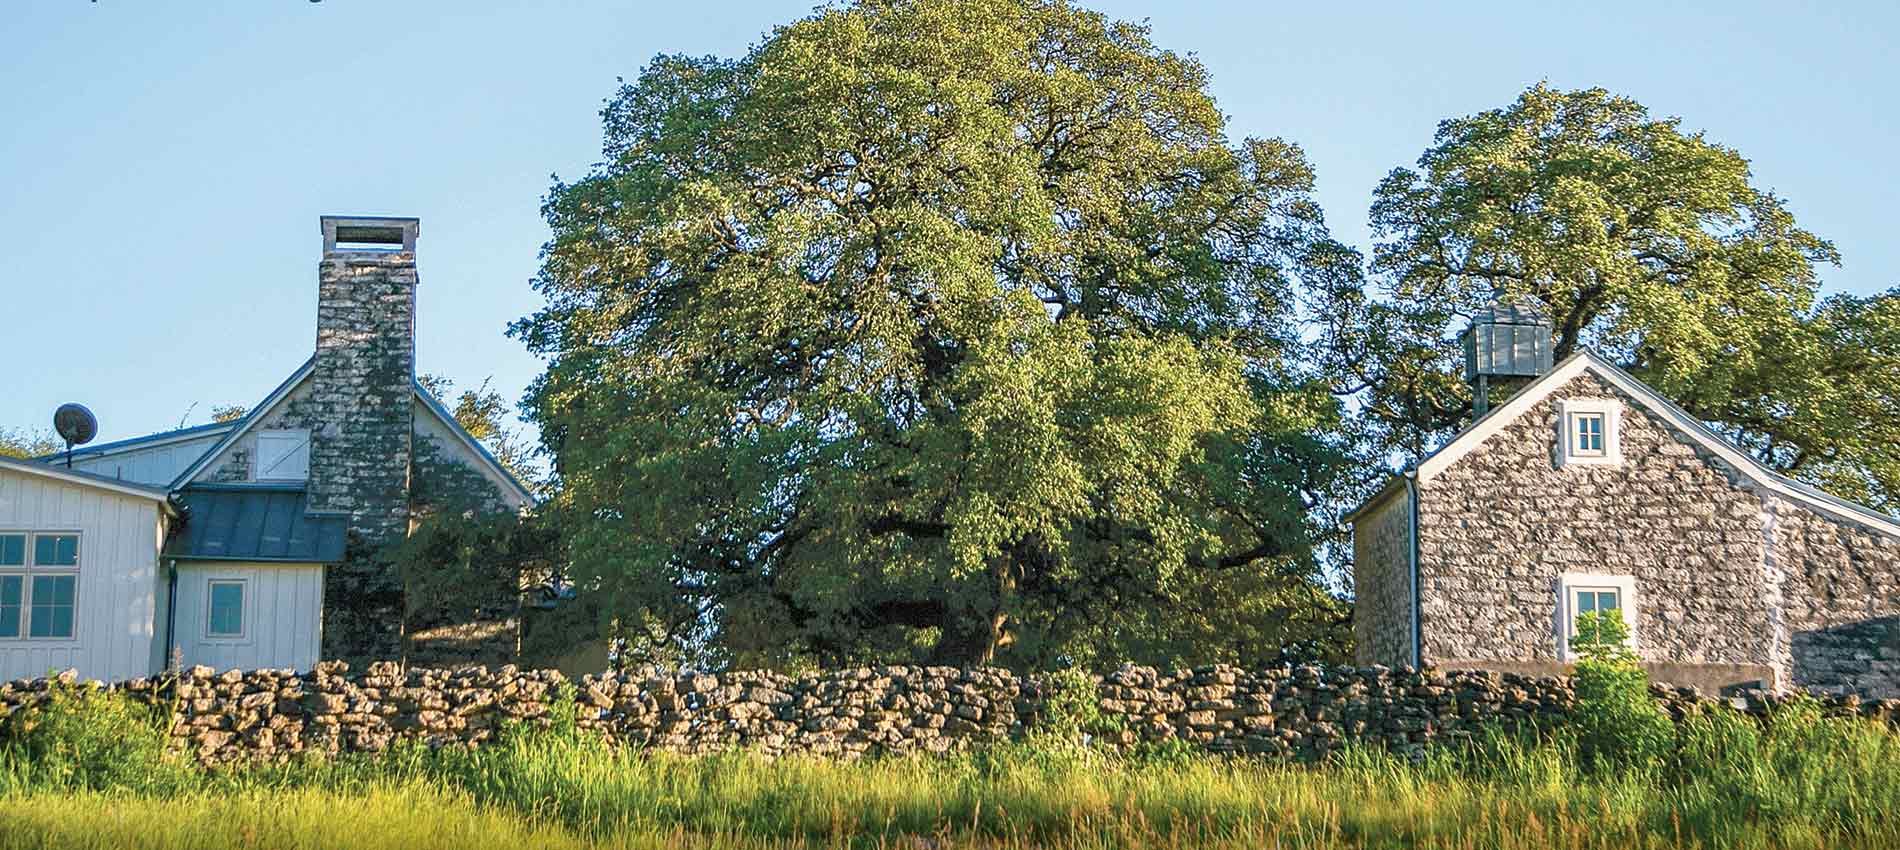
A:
[[309, 250, 416, 541], [1417, 372, 1774, 676], [1378, 365, 1900, 697], [5, 662, 1894, 765], [310, 231, 419, 665], [1352, 489, 1413, 667]]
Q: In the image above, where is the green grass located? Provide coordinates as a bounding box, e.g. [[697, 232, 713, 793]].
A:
[[3, 691, 1900, 848]]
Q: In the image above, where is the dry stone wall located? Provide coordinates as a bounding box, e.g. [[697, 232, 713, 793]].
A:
[[6, 661, 1894, 765]]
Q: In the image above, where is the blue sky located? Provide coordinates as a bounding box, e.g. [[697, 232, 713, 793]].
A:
[[3, 1, 1895, 446]]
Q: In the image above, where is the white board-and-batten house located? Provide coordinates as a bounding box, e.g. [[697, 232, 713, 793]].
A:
[[0, 216, 532, 683]]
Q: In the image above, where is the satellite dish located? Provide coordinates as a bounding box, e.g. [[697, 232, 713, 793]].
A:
[[53, 404, 97, 468]]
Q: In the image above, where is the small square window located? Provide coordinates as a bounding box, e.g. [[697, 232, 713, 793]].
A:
[[207, 580, 245, 638], [32, 534, 77, 567], [1557, 573, 1637, 660], [1555, 400, 1622, 468], [0, 576, 21, 639], [1573, 413, 1605, 456], [0, 535, 23, 567], [1571, 587, 1622, 644], [28, 575, 75, 639]]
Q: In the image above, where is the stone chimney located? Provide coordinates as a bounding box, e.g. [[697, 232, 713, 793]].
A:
[[308, 216, 419, 545]]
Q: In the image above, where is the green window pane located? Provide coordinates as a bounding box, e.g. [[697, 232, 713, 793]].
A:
[[1597, 591, 1620, 611], [28, 576, 75, 638], [1577, 593, 1596, 614], [33, 535, 77, 567], [208, 582, 244, 637], [0, 535, 22, 566], [0, 576, 20, 638]]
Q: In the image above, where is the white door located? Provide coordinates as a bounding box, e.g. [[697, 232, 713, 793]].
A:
[[172, 562, 323, 672]]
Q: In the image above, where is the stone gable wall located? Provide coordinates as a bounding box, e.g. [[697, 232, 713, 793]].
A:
[[5, 662, 1892, 765], [1409, 369, 1900, 697], [1417, 371, 1776, 670], [1351, 490, 1413, 667], [1768, 496, 1900, 695], [195, 378, 318, 484]]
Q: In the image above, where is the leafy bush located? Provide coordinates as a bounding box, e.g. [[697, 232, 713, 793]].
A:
[[0, 681, 189, 794], [1568, 609, 1673, 775]]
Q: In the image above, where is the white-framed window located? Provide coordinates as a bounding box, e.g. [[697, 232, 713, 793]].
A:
[[1554, 398, 1623, 468], [0, 532, 79, 640], [1556, 573, 1638, 661], [254, 429, 311, 482], [205, 579, 247, 640]]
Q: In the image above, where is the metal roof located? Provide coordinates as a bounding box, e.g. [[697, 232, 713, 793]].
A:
[[169, 357, 316, 490], [1345, 350, 1900, 538], [163, 484, 346, 563], [412, 377, 536, 506], [32, 420, 235, 463], [0, 454, 177, 508]]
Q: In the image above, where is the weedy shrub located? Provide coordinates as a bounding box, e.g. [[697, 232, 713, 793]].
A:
[[1569, 609, 1673, 775], [0, 679, 191, 794]]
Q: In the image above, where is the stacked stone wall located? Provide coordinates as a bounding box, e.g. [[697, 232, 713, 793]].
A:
[[1768, 496, 1900, 695], [5, 662, 1892, 765], [1351, 490, 1413, 667]]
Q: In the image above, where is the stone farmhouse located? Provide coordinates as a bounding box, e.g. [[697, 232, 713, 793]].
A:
[[0, 216, 532, 683], [1351, 308, 1900, 696]]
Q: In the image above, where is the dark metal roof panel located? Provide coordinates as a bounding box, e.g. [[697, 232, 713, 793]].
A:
[[164, 485, 346, 563]]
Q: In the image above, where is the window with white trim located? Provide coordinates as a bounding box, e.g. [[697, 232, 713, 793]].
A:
[[206, 579, 246, 639], [0, 532, 79, 640], [1554, 399, 1623, 467], [1556, 573, 1637, 661], [254, 429, 310, 481]]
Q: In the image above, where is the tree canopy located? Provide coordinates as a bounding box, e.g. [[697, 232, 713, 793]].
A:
[[1320, 84, 1900, 508], [0, 428, 59, 460], [517, 0, 1354, 668]]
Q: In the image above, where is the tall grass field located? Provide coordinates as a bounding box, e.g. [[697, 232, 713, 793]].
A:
[[2, 676, 1898, 849]]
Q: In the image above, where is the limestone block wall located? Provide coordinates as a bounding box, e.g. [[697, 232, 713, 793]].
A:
[[1768, 496, 1900, 695], [1417, 372, 1775, 670], [9, 661, 1892, 765], [1351, 489, 1413, 668]]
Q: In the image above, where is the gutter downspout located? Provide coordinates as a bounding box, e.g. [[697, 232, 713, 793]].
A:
[[1406, 474, 1422, 669], [163, 558, 179, 671]]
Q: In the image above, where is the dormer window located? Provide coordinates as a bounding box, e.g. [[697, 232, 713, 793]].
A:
[[1554, 399, 1622, 468], [254, 429, 310, 482]]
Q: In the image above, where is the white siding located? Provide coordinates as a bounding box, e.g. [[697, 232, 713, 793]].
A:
[[0, 467, 164, 682], [172, 562, 323, 673], [62, 431, 227, 487]]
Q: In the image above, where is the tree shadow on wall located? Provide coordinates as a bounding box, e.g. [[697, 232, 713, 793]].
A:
[[1791, 616, 1900, 698]]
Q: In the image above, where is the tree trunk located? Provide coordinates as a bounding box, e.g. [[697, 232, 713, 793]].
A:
[[927, 559, 1016, 667]]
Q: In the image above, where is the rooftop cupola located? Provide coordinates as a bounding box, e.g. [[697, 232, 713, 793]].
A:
[[1461, 302, 1552, 417]]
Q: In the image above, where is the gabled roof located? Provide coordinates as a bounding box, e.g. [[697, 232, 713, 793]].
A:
[[163, 484, 346, 563], [1349, 350, 1900, 538], [0, 454, 178, 510], [163, 357, 534, 506], [33, 420, 236, 463], [169, 357, 317, 490], [413, 378, 536, 507]]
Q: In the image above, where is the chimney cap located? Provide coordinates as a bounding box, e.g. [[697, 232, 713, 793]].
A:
[[321, 215, 419, 253]]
